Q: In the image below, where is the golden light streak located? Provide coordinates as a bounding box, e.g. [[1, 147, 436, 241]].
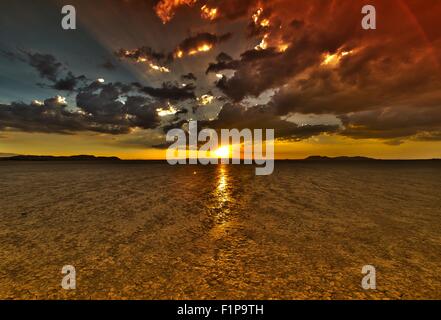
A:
[[260, 18, 270, 27], [175, 50, 184, 58], [251, 7, 289, 54], [277, 43, 289, 52], [252, 7, 270, 28], [121, 50, 170, 73], [321, 50, 353, 66], [198, 94, 215, 105], [149, 63, 170, 73], [188, 43, 213, 56], [252, 8, 263, 24], [175, 43, 213, 58], [156, 103, 178, 117], [201, 5, 218, 20], [255, 34, 269, 50], [56, 96, 67, 104]]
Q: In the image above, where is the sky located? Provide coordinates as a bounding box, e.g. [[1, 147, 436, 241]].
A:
[[1, 0, 441, 159]]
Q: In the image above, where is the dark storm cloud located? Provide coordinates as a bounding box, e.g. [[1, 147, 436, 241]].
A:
[[25, 52, 63, 82], [116, 32, 232, 67], [216, 52, 233, 62], [339, 106, 441, 141], [76, 81, 160, 132], [133, 81, 196, 100], [207, 48, 282, 75], [206, 52, 240, 74], [0, 45, 192, 135], [269, 42, 441, 140], [200, 0, 441, 142], [0, 97, 95, 134], [241, 47, 282, 61], [200, 103, 340, 141], [115, 46, 171, 64], [181, 73, 197, 81], [215, 26, 344, 102], [45, 72, 87, 92], [211, 1, 383, 102], [2, 0, 441, 145], [13, 50, 88, 92], [174, 32, 232, 56], [0, 82, 161, 135]]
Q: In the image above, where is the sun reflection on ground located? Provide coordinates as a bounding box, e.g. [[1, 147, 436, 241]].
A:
[[209, 165, 232, 230], [216, 166, 229, 203]]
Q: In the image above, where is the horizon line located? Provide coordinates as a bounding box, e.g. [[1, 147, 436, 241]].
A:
[[2, 154, 441, 161]]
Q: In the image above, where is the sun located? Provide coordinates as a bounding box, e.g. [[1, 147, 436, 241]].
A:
[[214, 146, 231, 158]]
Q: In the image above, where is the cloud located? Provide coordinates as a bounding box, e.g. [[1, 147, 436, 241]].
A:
[[0, 97, 95, 134], [154, 0, 197, 24], [200, 103, 340, 141], [18, 51, 88, 92], [0, 82, 161, 135], [200, 0, 441, 142], [174, 0, 260, 22], [3, 0, 441, 146], [99, 59, 117, 71], [46, 72, 87, 92], [174, 32, 232, 57], [209, 0, 258, 21], [181, 73, 197, 81], [339, 106, 441, 141], [153, 0, 259, 24], [26, 52, 63, 82], [207, 47, 283, 79], [133, 81, 196, 101], [268, 37, 441, 141], [76, 81, 160, 132], [115, 32, 232, 70], [206, 52, 240, 74], [115, 46, 170, 64]]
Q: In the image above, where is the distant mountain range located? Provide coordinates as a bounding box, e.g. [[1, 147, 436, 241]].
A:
[[0, 153, 18, 158], [303, 156, 441, 161], [0, 155, 439, 161], [0, 155, 121, 161], [304, 156, 376, 161]]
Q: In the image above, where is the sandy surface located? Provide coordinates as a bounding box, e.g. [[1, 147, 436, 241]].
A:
[[0, 161, 440, 299]]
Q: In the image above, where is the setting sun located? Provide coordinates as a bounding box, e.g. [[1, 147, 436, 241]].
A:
[[214, 146, 231, 158]]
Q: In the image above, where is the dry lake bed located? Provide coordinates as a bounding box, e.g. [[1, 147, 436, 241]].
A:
[[0, 161, 440, 299]]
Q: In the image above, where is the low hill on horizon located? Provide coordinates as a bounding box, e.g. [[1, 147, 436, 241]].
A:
[[0, 155, 121, 161], [304, 156, 377, 161]]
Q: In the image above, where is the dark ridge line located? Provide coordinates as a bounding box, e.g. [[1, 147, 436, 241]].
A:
[[0, 155, 440, 162]]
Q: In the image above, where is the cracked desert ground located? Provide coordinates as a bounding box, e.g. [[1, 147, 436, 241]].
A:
[[0, 161, 440, 299]]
